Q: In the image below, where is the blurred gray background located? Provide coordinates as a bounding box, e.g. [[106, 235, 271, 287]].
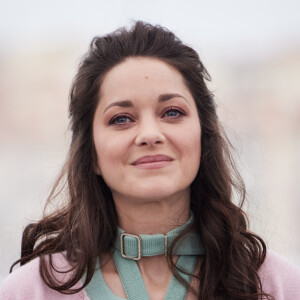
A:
[[1, 0, 300, 284]]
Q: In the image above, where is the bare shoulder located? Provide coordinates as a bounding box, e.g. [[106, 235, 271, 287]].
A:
[[259, 250, 300, 299], [0, 253, 88, 300]]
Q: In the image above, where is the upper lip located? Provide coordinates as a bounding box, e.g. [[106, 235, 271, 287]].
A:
[[131, 154, 173, 165]]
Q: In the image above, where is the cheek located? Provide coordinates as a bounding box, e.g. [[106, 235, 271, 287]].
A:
[[180, 124, 201, 167], [182, 123, 201, 150], [94, 132, 129, 171]]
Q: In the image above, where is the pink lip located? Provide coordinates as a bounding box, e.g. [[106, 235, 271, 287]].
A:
[[131, 155, 173, 169]]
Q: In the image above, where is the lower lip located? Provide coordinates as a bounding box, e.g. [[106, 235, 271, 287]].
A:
[[133, 160, 172, 169]]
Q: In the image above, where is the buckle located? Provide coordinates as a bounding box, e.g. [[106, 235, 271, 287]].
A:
[[120, 232, 142, 261]]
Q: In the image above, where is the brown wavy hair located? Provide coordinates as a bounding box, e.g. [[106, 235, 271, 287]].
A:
[[11, 21, 271, 299]]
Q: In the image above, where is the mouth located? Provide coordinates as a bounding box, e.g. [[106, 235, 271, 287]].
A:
[[131, 155, 173, 169]]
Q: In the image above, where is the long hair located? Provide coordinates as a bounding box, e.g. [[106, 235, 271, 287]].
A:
[[11, 21, 270, 299]]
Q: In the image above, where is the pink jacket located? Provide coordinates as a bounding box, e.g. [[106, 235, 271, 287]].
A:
[[1, 251, 300, 299]]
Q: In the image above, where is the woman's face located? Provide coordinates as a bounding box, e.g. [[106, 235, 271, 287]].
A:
[[93, 57, 201, 203]]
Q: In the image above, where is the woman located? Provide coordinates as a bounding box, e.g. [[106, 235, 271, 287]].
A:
[[1, 21, 300, 300]]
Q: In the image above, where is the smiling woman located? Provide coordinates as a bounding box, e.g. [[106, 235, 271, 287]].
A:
[[1, 21, 300, 300], [93, 58, 201, 204]]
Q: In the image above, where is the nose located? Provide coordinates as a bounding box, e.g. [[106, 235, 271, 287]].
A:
[[135, 116, 166, 147]]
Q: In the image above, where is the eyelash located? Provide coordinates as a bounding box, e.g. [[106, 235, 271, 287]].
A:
[[109, 114, 133, 125], [108, 107, 186, 126], [162, 107, 186, 119]]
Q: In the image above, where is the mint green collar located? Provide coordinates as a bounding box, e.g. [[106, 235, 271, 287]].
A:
[[114, 213, 205, 260], [84, 214, 205, 300]]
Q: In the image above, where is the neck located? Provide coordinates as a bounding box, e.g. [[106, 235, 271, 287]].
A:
[[112, 192, 190, 235]]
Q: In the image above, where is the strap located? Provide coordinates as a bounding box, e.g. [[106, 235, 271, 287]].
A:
[[113, 249, 150, 300], [164, 255, 197, 300], [113, 250, 198, 300], [115, 214, 205, 260], [83, 258, 125, 300], [113, 213, 204, 299]]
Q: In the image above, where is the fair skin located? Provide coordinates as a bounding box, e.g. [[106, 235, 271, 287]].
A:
[[92, 57, 201, 299]]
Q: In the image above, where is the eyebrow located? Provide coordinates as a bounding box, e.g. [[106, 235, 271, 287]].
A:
[[103, 93, 188, 113]]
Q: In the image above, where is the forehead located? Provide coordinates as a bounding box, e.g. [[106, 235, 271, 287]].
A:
[[98, 57, 192, 105]]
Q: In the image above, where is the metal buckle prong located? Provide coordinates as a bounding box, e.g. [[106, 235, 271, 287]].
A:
[[120, 232, 142, 261]]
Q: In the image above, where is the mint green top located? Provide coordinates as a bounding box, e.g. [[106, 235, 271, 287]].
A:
[[83, 214, 204, 300], [84, 260, 125, 300], [84, 255, 197, 300]]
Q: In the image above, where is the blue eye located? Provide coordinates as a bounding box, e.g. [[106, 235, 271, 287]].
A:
[[109, 114, 132, 125], [163, 108, 185, 118]]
